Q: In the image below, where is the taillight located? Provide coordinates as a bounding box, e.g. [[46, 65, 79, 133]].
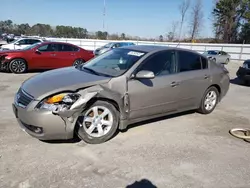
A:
[[222, 65, 229, 74]]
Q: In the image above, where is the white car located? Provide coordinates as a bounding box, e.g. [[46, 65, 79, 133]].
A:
[[0, 38, 45, 50]]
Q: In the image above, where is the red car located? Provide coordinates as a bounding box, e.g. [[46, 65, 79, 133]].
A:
[[0, 41, 94, 73]]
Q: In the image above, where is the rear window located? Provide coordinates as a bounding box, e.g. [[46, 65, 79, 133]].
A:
[[206, 51, 218, 55]]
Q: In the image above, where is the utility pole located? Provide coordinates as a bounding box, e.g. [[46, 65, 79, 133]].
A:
[[103, 0, 106, 33]]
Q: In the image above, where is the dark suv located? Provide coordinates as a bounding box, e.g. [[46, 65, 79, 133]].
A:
[[236, 60, 250, 85]]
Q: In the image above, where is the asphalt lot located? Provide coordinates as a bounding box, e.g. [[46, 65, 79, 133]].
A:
[[0, 61, 250, 188]]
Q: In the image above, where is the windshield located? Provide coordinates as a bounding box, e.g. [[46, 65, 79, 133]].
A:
[[204, 51, 218, 55], [103, 43, 113, 48], [22, 42, 42, 50], [80, 48, 146, 77], [8, 39, 19, 44]]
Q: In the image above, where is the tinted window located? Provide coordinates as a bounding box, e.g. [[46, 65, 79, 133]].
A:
[[139, 51, 176, 76], [58, 44, 79, 52], [178, 51, 202, 72], [29, 39, 41, 44], [201, 56, 208, 69]]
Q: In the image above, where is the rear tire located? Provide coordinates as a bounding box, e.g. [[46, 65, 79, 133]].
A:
[[197, 86, 219, 114], [76, 101, 119, 144], [73, 59, 85, 67], [9, 59, 28, 74], [225, 58, 229, 64]]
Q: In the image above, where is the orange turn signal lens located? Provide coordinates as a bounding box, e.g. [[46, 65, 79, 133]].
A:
[[46, 94, 67, 104]]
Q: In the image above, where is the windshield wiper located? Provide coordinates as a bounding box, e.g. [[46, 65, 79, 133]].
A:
[[82, 67, 112, 77]]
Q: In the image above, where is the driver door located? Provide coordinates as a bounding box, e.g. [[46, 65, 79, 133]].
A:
[[31, 43, 58, 69], [128, 50, 182, 120]]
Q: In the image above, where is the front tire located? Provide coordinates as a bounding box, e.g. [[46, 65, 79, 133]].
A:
[[9, 59, 28, 74], [197, 86, 219, 114], [76, 101, 119, 144]]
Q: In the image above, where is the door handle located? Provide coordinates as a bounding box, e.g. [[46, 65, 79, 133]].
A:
[[170, 81, 179, 87], [70, 53, 75, 56], [50, 54, 56, 56], [204, 75, 210, 79]]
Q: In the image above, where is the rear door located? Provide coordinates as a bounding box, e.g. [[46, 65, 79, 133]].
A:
[[54, 44, 78, 68], [174, 50, 211, 109]]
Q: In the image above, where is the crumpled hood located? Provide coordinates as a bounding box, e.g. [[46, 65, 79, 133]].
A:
[[21, 67, 111, 100]]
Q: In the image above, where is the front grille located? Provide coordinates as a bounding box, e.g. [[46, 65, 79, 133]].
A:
[[15, 88, 34, 108]]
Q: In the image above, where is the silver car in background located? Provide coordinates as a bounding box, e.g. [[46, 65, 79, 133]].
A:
[[12, 45, 230, 144], [93, 42, 135, 56], [203, 50, 231, 64]]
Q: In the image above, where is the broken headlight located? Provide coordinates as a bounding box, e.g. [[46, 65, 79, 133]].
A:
[[37, 93, 80, 111]]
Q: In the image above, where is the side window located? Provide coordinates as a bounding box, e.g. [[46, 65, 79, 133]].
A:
[[30, 39, 41, 44], [38, 44, 58, 52], [38, 44, 49, 52], [178, 51, 202, 72], [114, 43, 121, 48], [49, 44, 59, 51], [59, 44, 78, 51], [201, 56, 208, 69], [221, 51, 227, 55], [17, 39, 26, 45], [139, 51, 176, 76]]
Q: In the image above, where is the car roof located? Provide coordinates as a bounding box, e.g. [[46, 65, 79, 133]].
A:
[[38, 41, 78, 46], [121, 45, 201, 55], [18, 38, 43, 40]]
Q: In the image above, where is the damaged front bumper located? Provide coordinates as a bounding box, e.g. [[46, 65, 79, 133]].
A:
[[12, 89, 100, 140], [0, 55, 9, 71]]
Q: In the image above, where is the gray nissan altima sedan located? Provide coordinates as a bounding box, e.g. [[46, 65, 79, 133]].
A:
[[12, 45, 230, 144]]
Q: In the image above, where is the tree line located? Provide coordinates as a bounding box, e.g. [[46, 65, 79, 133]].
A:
[[165, 0, 250, 44], [0, 20, 127, 40], [1, 0, 250, 43]]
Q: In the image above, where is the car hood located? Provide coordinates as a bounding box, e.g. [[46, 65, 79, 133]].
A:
[[21, 67, 111, 100]]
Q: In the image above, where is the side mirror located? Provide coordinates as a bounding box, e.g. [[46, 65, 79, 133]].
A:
[[35, 49, 41, 54], [15, 42, 20, 45], [134, 70, 155, 79]]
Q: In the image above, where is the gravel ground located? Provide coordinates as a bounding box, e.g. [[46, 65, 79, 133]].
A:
[[0, 61, 250, 188]]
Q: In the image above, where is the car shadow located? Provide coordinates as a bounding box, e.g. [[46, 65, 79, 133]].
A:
[[122, 110, 195, 133], [40, 136, 81, 144], [230, 77, 249, 87], [0, 69, 50, 74], [126, 179, 157, 188]]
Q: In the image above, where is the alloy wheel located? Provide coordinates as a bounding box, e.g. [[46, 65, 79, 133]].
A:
[[10, 60, 26, 73], [73, 59, 84, 66], [204, 90, 217, 111], [78, 106, 114, 138]]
